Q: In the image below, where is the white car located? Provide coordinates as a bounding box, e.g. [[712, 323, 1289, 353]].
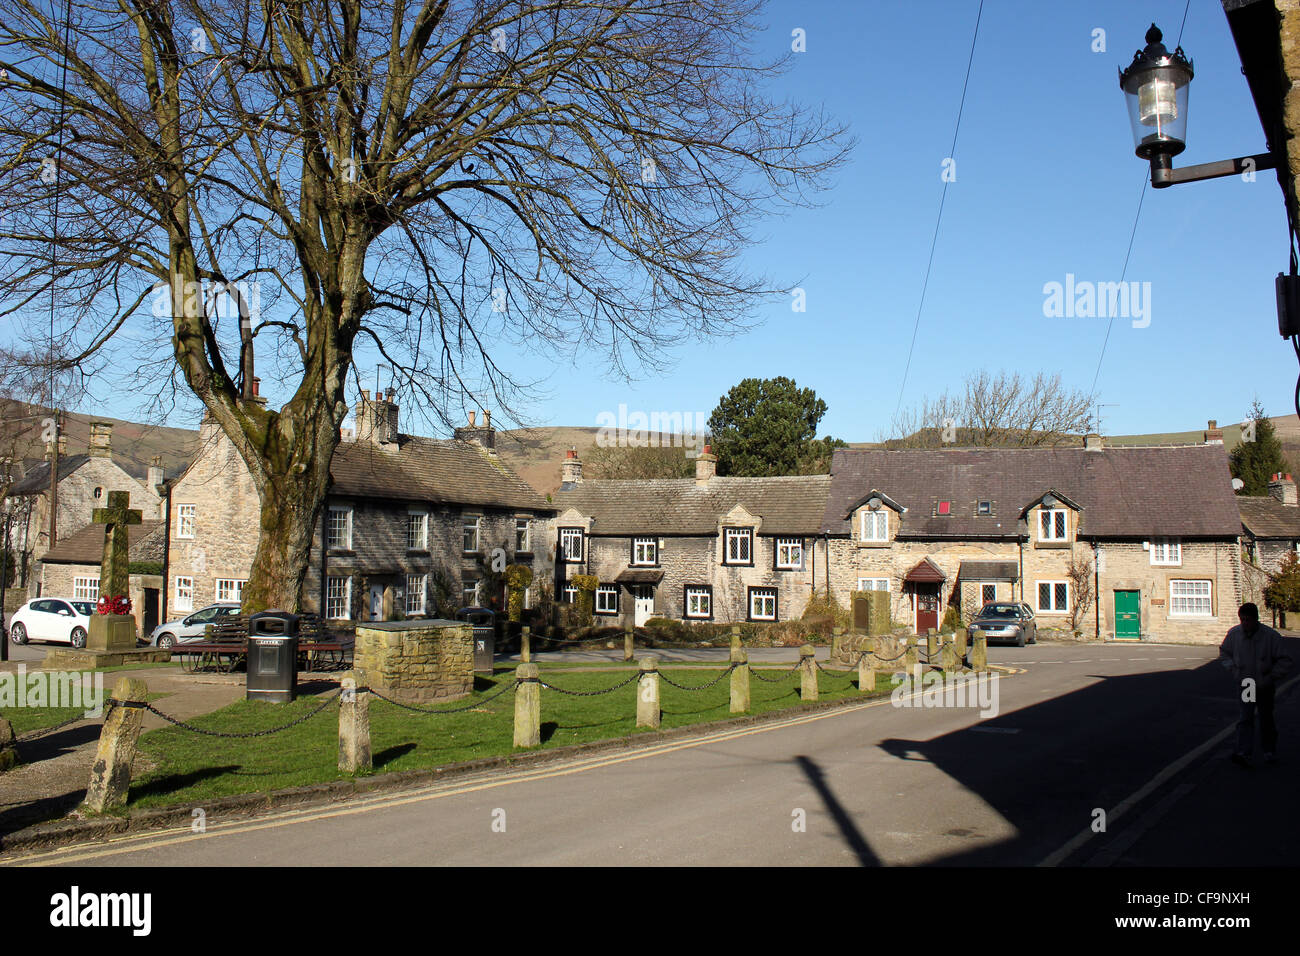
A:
[[9, 598, 96, 648]]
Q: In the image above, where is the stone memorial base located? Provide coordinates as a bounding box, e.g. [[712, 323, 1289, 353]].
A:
[[353, 620, 473, 704], [42, 647, 172, 670], [88, 613, 137, 652]]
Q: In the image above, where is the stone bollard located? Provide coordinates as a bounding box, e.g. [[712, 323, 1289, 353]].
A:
[[338, 673, 372, 773], [971, 630, 988, 672], [84, 676, 148, 812], [903, 636, 919, 672], [514, 663, 542, 747], [637, 656, 661, 728], [940, 640, 957, 673], [858, 652, 875, 695], [0, 717, 19, 772], [955, 627, 968, 658], [730, 641, 750, 713], [926, 628, 939, 662], [831, 626, 844, 662], [799, 644, 818, 702], [520, 626, 531, 664], [624, 625, 635, 662]]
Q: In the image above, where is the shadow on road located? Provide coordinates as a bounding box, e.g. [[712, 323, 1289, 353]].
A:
[[795, 754, 881, 865]]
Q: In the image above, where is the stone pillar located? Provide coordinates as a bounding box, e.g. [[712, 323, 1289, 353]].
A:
[[858, 653, 875, 695], [971, 629, 988, 672], [514, 663, 541, 747], [624, 625, 634, 662], [730, 640, 750, 713], [799, 644, 818, 702], [904, 636, 919, 671], [338, 674, 371, 773], [637, 656, 660, 728], [831, 626, 844, 662], [954, 627, 968, 658], [940, 640, 957, 673], [0, 717, 19, 772], [84, 676, 147, 812], [926, 628, 938, 661], [520, 626, 531, 663]]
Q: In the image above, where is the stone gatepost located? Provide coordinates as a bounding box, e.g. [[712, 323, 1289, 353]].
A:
[[971, 630, 988, 672], [84, 676, 147, 812], [353, 620, 473, 703], [903, 636, 919, 671], [730, 641, 750, 713], [624, 625, 634, 662], [940, 640, 957, 673], [0, 717, 19, 772], [799, 644, 818, 702], [926, 628, 939, 662], [830, 626, 844, 661], [955, 627, 968, 658], [514, 663, 541, 747], [858, 654, 874, 695], [338, 673, 371, 773], [636, 656, 660, 728], [520, 626, 531, 664]]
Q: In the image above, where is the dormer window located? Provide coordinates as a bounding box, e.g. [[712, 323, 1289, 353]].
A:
[[859, 510, 888, 543], [937, 501, 951, 515], [723, 528, 753, 565], [977, 500, 992, 516], [1039, 508, 1067, 541]]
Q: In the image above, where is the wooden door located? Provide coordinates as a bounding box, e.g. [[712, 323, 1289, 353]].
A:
[[915, 584, 940, 633], [1114, 590, 1141, 640]]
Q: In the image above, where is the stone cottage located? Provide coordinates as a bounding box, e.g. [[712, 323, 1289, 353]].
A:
[[550, 447, 831, 626], [166, 393, 554, 622], [6, 422, 163, 598], [820, 437, 1243, 644], [1236, 472, 1300, 612]]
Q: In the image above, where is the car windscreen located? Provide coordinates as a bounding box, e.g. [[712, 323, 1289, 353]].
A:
[[71, 602, 94, 616], [975, 605, 1020, 619]]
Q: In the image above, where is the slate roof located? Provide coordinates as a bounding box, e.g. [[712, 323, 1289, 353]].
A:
[[1237, 496, 1300, 539], [41, 520, 166, 565], [821, 445, 1240, 539], [553, 475, 831, 536], [7, 455, 91, 496], [958, 560, 1020, 581], [329, 436, 551, 512]]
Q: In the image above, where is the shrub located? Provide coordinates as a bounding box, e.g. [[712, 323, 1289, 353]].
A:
[[571, 574, 598, 627], [505, 564, 533, 623], [940, 604, 962, 633]]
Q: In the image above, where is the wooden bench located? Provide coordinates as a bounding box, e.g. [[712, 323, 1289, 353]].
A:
[[171, 616, 354, 673]]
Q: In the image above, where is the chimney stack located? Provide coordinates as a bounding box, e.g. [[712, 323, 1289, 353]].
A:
[[88, 421, 112, 458], [454, 410, 496, 450], [148, 455, 164, 491], [561, 447, 583, 485], [1204, 419, 1223, 444], [695, 444, 717, 485], [1269, 473, 1298, 507], [1083, 432, 1103, 452], [355, 389, 399, 447]]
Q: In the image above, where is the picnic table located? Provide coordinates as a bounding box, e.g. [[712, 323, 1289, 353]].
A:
[[171, 615, 354, 673]]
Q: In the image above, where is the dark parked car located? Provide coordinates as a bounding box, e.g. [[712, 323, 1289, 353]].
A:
[[970, 602, 1037, 647]]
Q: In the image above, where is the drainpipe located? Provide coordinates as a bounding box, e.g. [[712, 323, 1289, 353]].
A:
[[160, 479, 172, 625], [1093, 541, 1100, 641]]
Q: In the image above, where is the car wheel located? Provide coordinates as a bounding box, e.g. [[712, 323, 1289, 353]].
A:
[[70, 627, 87, 649], [11, 623, 27, 645], [1029, 629, 1037, 645], [1016, 629, 1026, 648], [158, 633, 176, 650]]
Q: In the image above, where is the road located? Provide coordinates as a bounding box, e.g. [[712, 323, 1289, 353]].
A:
[[7, 641, 1299, 866]]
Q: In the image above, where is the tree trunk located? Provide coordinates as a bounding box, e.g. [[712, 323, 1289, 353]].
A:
[[240, 472, 329, 614]]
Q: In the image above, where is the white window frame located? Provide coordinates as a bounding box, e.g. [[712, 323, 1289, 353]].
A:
[[462, 580, 480, 607], [1170, 579, 1212, 617], [176, 503, 196, 539], [327, 506, 353, 550], [775, 537, 803, 570], [559, 528, 584, 562], [407, 510, 428, 551], [516, 518, 531, 554], [326, 576, 351, 619], [463, 515, 481, 553], [856, 577, 890, 592], [723, 527, 753, 565], [406, 574, 427, 615], [633, 536, 657, 566], [1149, 539, 1182, 566], [563, 584, 578, 604], [859, 510, 888, 543], [174, 576, 194, 613], [685, 586, 712, 619], [214, 578, 246, 603], [1036, 579, 1070, 614], [595, 585, 619, 615], [73, 576, 100, 601], [1039, 508, 1068, 542], [749, 587, 777, 621]]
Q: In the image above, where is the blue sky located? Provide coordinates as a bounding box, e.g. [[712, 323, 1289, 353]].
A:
[[23, 0, 1299, 442]]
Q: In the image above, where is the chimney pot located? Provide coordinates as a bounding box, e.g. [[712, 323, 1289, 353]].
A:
[[484, 410, 491, 428], [1208, 419, 1217, 429], [561, 448, 583, 484], [468, 410, 476, 427], [252, 377, 261, 397]]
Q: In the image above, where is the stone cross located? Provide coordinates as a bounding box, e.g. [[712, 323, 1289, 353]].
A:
[[93, 491, 141, 601]]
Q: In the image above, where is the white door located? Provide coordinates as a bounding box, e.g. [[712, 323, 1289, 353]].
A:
[[634, 586, 654, 627]]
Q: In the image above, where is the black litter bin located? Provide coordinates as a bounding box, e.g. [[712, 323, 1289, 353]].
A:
[[458, 608, 496, 673], [246, 610, 300, 703]]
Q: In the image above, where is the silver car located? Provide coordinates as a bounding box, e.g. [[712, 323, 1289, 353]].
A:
[[970, 602, 1038, 646], [149, 602, 242, 649]]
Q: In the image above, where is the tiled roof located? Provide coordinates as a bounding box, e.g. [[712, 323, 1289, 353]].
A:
[[1238, 496, 1300, 538], [8, 455, 91, 496], [822, 445, 1240, 538], [330, 436, 551, 512], [41, 520, 165, 565], [958, 560, 1020, 581], [554, 475, 831, 536]]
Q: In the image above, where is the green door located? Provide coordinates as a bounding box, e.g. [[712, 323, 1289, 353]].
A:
[[1114, 590, 1141, 640]]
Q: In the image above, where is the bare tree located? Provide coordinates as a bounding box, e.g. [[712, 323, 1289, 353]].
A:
[[884, 371, 1096, 449], [584, 442, 693, 480], [0, 1, 850, 609]]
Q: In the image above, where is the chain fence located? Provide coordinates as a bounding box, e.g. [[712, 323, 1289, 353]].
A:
[[119, 689, 343, 739], [539, 671, 641, 697], [364, 681, 517, 714]]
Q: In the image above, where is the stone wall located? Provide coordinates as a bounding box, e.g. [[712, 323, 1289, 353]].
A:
[[353, 620, 473, 702]]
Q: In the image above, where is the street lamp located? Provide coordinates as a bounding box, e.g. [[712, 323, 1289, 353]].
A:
[[1120, 23, 1275, 188]]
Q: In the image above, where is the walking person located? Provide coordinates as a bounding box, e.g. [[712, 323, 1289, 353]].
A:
[[1219, 603, 1293, 766]]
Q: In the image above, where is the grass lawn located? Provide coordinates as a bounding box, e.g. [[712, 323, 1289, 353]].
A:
[[2, 691, 173, 738], [130, 666, 892, 810]]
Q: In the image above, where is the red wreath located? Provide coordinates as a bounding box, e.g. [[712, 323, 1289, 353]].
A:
[[96, 594, 133, 616]]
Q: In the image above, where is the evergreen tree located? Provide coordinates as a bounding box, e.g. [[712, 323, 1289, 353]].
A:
[[1230, 400, 1288, 496], [707, 377, 844, 476]]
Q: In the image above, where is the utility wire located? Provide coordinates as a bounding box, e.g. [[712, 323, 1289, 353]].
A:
[[894, 0, 984, 420]]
